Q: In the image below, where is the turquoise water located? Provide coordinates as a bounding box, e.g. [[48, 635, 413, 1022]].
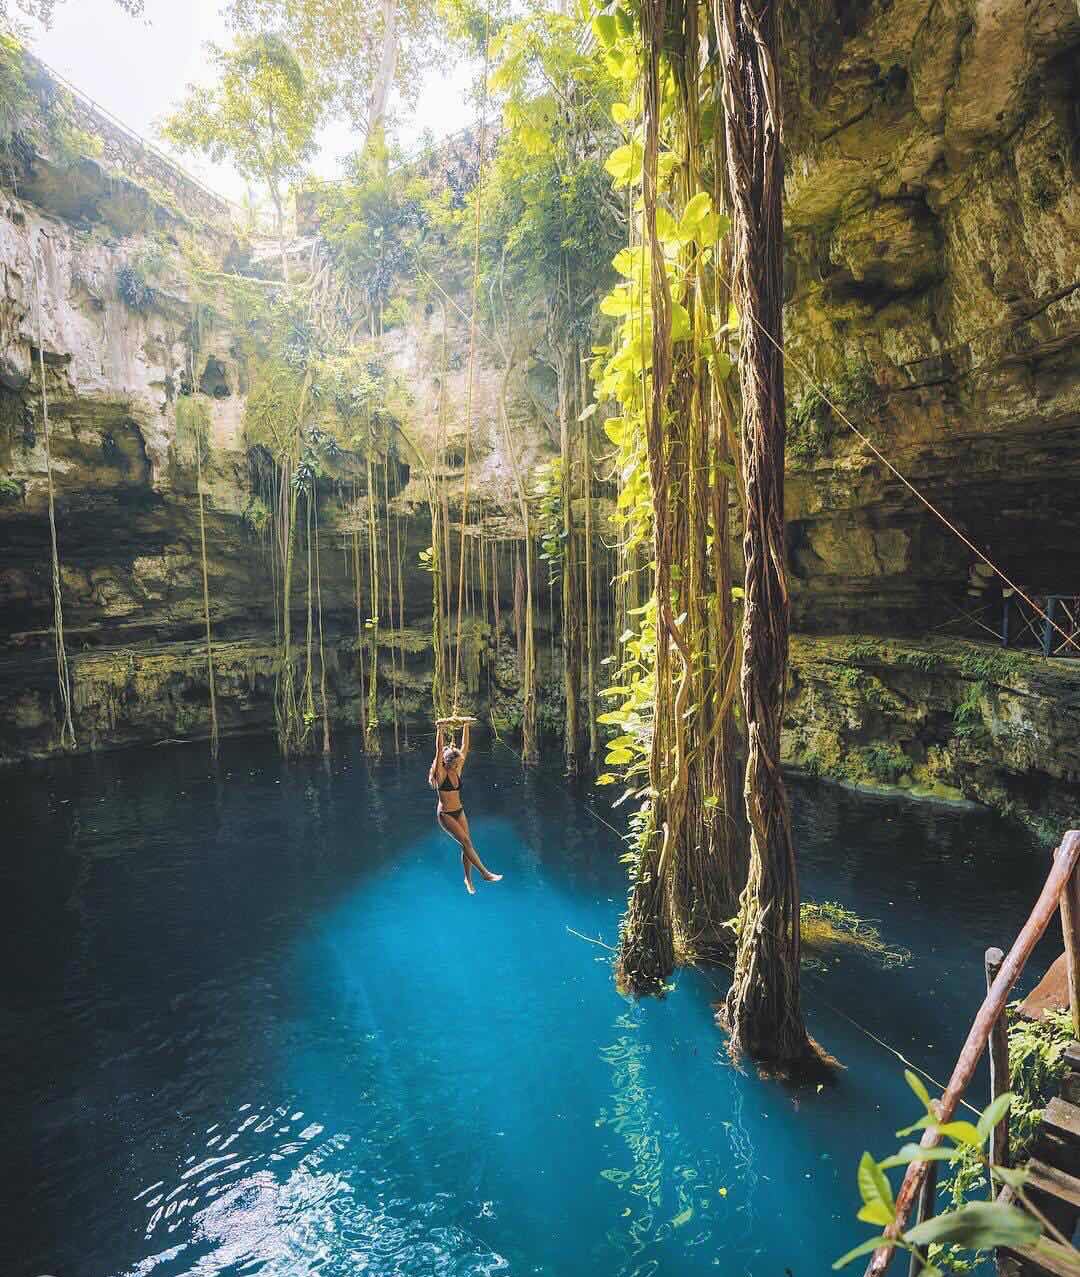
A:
[[1, 737, 1057, 1276]]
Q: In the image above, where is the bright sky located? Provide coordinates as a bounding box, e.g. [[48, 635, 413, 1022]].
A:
[[24, 0, 478, 204]]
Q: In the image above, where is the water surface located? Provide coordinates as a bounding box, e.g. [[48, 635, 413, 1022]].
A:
[[1, 736, 1055, 1276]]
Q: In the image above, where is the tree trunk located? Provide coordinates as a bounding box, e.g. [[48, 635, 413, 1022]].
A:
[[270, 182, 290, 285], [365, 0, 399, 161], [716, 0, 814, 1068]]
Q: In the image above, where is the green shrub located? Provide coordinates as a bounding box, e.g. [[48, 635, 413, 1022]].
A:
[[0, 475, 25, 505], [855, 742, 908, 784], [117, 264, 156, 312], [895, 648, 941, 673], [953, 681, 988, 742]]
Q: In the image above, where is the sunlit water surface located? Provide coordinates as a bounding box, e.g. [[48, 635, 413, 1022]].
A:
[[1, 736, 1056, 1277]]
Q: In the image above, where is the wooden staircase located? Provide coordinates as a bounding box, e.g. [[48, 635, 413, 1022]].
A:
[[998, 1046, 1080, 1276]]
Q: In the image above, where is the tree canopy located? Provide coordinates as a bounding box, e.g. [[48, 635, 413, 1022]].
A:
[[223, 0, 442, 147], [0, 0, 142, 26], [161, 33, 319, 199]]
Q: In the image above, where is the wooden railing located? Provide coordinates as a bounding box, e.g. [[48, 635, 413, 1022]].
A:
[[865, 830, 1080, 1276]]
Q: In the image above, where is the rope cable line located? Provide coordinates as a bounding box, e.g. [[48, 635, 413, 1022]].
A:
[[450, 11, 493, 721]]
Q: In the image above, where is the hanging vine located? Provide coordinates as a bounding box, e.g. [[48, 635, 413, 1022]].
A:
[[587, 0, 748, 994], [31, 246, 76, 752], [177, 385, 220, 761]]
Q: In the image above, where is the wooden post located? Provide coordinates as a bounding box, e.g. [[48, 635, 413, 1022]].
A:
[[906, 1162, 939, 1277], [1059, 842, 1080, 1038], [985, 947, 1010, 1178]]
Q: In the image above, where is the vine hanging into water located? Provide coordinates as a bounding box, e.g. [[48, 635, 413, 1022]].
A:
[[31, 244, 76, 752]]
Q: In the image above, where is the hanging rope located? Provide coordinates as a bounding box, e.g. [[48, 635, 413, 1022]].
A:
[[32, 241, 76, 751], [188, 342, 220, 762], [450, 13, 492, 719]]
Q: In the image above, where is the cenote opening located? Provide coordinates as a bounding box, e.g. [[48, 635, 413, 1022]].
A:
[[2, 737, 1059, 1277]]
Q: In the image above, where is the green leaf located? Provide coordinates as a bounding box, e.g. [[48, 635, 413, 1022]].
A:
[[596, 773, 618, 786], [857, 1152, 895, 1216], [903, 1203, 1040, 1251], [936, 1120, 982, 1149], [578, 402, 598, 422], [680, 191, 712, 232], [600, 289, 632, 317], [896, 1115, 935, 1138], [878, 1145, 958, 1170], [832, 1237, 894, 1270], [670, 301, 691, 342], [612, 102, 633, 126], [592, 13, 618, 47], [711, 348, 734, 381], [904, 1071, 933, 1112], [857, 1201, 895, 1227], [977, 1093, 1014, 1142], [604, 416, 628, 444], [605, 141, 643, 187], [612, 246, 646, 279], [597, 710, 625, 725], [655, 206, 678, 244]]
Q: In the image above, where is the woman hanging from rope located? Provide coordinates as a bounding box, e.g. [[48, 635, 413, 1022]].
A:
[[429, 717, 502, 894]]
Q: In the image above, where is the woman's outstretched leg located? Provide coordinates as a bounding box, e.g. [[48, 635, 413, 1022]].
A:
[[438, 812, 475, 892], [455, 812, 502, 883], [438, 811, 501, 890]]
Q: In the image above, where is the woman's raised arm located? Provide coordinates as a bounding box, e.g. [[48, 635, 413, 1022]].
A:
[[429, 726, 444, 789]]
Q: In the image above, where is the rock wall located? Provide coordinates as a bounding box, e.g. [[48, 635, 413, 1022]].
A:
[[784, 635, 1080, 843], [0, 66, 558, 762], [781, 0, 1080, 635], [773, 0, 1080, 839]]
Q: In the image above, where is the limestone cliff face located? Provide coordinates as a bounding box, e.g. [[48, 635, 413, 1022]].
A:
[[762, 0, 1080, 837], [781, 0, 1080, 635], [0, 73, 556, 761]]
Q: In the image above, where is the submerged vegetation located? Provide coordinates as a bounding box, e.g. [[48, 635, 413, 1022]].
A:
[[800, 901, 912, 972]]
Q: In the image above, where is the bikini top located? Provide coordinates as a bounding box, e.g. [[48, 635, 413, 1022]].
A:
[[438, 771, 462, 795]]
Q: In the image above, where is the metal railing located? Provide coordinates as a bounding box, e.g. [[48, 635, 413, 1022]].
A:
[[20, 45, 242, 215]]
